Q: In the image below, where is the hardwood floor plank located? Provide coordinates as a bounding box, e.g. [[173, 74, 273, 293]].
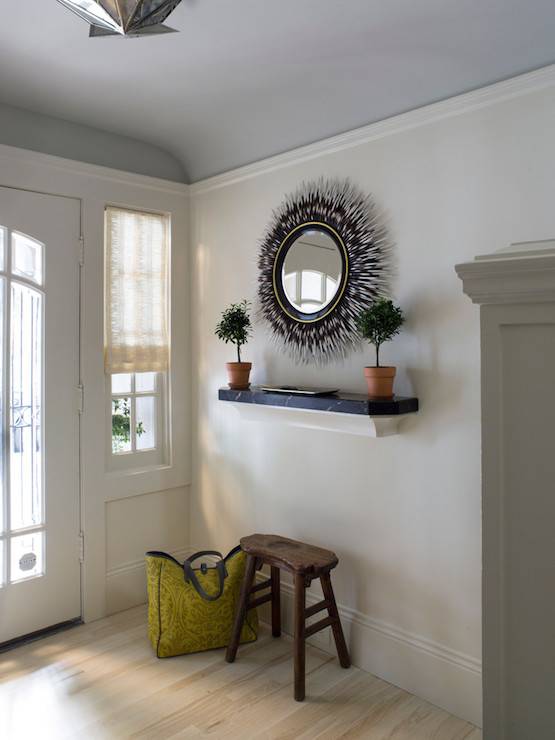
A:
[[0, 605, 482, 740]]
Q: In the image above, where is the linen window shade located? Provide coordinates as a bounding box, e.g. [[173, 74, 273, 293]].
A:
[[104, 206, 170, 374]]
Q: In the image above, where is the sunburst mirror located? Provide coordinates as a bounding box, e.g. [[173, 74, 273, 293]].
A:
[[258, 179, 390, 364]]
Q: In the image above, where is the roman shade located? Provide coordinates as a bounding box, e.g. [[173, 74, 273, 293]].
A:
[[104, 206, 170, 374]]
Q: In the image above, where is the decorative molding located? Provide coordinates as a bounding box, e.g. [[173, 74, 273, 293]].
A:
[[190, 63, 555, 196], [0, 143, 190, 196], [475, 239, 555, 261], [105, 546, 192, 615], [266, 574, 481, 674], [106, 546, 192, 580], [254, 572, 481, 726], [4, 62, 554, 200], [455, 249, 555, 305]]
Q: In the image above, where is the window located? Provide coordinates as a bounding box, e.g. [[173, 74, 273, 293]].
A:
[[111, 372, 163, 454], [104, 207, 170, 470]]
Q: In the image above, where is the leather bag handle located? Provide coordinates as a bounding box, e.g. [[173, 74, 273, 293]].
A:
[[183, 550, 228, 601]]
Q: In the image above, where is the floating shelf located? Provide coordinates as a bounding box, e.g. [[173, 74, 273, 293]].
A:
[[218, 387, 419, 437]]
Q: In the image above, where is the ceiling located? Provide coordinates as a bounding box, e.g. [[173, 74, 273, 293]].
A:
[[2, 0, 555, 182]]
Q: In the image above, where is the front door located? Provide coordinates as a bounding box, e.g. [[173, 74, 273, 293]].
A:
[[0, 186, 81, 643]]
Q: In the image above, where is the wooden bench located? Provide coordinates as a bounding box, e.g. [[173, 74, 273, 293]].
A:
[[225, 534, 351, 701]]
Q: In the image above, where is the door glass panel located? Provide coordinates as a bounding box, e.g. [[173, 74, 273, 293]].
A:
[[12, 232, 43, 285], [10, 531, 44, 583], [10, 282, 43, 530], [136, 396, 156, 450]]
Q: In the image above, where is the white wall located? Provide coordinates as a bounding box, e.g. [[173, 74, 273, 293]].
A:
[[189, 79, 555, 726], [106, 486, 190, 614], [0, 144, 191, 622]]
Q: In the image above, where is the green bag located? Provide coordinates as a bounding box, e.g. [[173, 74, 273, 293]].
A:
[[146, 546, 258, 658]]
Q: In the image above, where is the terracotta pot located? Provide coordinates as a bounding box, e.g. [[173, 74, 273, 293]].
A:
[[364, 366, 396, 398], [226, 362, 252, 390]]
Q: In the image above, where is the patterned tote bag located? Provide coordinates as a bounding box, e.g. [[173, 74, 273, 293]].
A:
[[146, 546, 258, 657]]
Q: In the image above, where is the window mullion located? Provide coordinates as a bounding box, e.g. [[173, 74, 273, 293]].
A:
[[131, 394, 136, 453], [130, 373, 136, 452]]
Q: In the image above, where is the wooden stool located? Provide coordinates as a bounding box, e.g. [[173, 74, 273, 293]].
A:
[[225, 534, 351, 701]]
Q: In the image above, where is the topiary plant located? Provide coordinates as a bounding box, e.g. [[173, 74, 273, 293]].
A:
[[356, 298, 404, 366], [215, 299, 252, 363]]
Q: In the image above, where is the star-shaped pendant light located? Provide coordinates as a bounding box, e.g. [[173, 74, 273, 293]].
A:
[[56, 0, 183, 37]]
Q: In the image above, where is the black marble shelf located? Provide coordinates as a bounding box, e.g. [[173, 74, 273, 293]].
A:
[[218, 387, 419, 416]]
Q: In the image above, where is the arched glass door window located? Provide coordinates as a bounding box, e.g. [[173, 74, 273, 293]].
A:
[[0, 226, 45, 586]]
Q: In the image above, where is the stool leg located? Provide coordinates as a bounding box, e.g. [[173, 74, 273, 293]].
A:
[[320, 572, 350, 668], [293, 573, 306, 701], [226, 553, 257, 663], [271, 566, 281, 637]]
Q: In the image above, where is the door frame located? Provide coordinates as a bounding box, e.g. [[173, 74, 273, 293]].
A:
[[0, 143, 191, 625]]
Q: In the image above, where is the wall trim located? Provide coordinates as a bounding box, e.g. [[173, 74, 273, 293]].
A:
[[105, 547, 193, 615], [106, 546, 192, 580], [0, 143, 190, 196], [190, 63, 555, 196], [254, 573, 481, 727], [107, 552, 482, 678], [105, 548, 481, 724], [271, 575, 481, 675]]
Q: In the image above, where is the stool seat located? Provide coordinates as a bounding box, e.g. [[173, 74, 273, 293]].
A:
[[227, 533, 350, 701], [240, 534, 338, 576]]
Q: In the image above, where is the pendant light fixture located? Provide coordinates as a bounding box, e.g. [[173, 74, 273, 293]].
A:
[[56, 0, 183, 37]]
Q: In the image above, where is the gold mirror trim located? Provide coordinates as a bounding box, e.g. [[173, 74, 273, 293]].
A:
[[272, 221, 349, 324]]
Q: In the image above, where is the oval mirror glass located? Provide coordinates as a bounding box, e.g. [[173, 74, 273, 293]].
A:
[[282, 228, 343, 315]]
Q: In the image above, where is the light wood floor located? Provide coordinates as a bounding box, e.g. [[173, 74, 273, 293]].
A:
[[0, 606, 481, 739]]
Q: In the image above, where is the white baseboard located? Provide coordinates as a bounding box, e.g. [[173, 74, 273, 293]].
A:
[[254, 573, 482, 728], [106, 552, 481, 727], [105, 547, 192, 615]]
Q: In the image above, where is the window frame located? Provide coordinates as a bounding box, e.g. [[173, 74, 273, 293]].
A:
[[103, 204, 172, 475], [106, 371, 169, 472]]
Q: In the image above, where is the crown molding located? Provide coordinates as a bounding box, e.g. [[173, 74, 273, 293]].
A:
[[0, 143, 190, 196], [456, 250, 555, 305], [190, 63, 555, 197]]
